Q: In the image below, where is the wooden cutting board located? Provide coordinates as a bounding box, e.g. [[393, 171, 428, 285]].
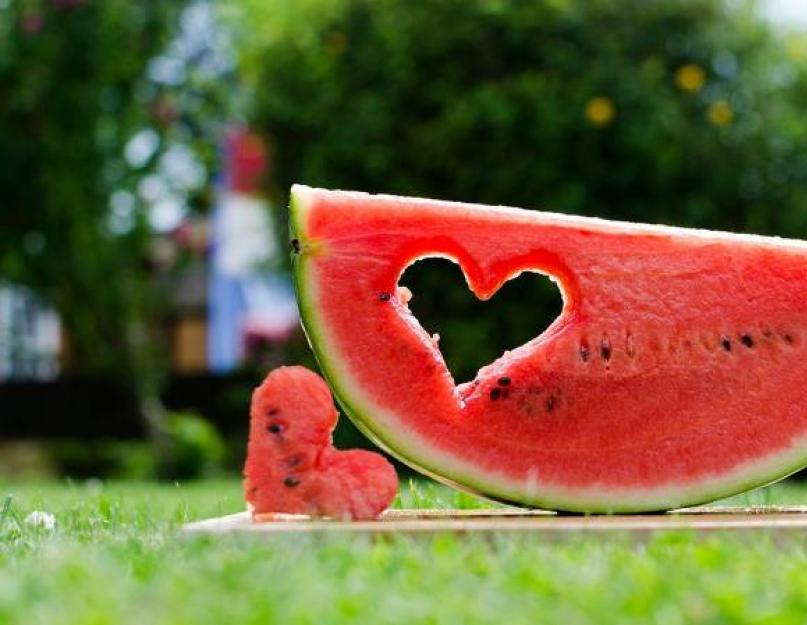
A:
[[184, 505, 807, 535]]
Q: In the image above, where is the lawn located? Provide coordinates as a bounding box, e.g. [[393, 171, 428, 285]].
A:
[[3, 478, 807, 625]]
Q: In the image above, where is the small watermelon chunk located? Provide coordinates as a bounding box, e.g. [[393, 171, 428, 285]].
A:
[[243, 366, 398, 520]]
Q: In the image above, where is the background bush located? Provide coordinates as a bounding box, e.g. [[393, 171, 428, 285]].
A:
[[230, 0, 807, 381], [0, 1, 185, 440]]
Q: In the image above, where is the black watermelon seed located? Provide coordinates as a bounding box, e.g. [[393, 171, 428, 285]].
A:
[[579, 344, 590, 362], [721, 336, 732, 351], [601, 339, 612, 362], [740, 334, 754, 348], [784, 334, 794, 345], [267, 423, 283, 434], [284, 476, 300, 487], [290, 238, 301, 253], [378, 291, 391, 302], [545, 396, 556, 413], [490, 387, 501, 401], [497, 377, 511, 386]]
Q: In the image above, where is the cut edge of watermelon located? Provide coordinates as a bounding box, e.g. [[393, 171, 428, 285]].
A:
[[289, 185, 807, 512]]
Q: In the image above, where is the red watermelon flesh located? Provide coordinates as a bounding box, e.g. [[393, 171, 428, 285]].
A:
[[243, 366, 398, 520], [290, 185, 807, 513]]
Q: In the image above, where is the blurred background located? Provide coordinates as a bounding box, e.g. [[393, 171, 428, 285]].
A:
[[2, 0, 807, 481]]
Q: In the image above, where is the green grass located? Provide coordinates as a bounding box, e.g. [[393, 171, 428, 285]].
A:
[[3, 478, 807, 624]]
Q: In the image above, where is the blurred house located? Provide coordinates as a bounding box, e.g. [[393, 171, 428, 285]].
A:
[[0, 283, 60, 382], [206, 128, 299, 374], [159, 128, 298, 376]]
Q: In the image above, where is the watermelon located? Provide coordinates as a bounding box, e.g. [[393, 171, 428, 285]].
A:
[[289, 185, 807, 513], [243, 366, 398, 520]]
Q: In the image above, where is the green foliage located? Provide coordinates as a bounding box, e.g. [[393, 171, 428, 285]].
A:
[[24, 424, 226, 481], [160, 410, 227, 479], [0, 1, 240, 467], [229, 0, 807, 380], [0, 2, 180, 394], [235, 0, 807, 231]]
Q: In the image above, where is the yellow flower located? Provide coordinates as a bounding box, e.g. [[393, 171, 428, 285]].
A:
[[584, 96, 615, 127], [707, 100, 734, 126], [675, 64, 706, 93]]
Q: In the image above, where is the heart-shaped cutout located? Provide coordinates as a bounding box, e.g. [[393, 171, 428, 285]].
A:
[[399, 257, 563, 383], [243, 366, 399, 520]]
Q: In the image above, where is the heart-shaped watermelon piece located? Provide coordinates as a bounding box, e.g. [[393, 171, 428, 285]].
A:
[[243, 366, 399, 520]]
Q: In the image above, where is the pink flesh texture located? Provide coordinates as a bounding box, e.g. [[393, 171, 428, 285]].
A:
[[292, 187, 807, 511], [244, 366, 399, 520]]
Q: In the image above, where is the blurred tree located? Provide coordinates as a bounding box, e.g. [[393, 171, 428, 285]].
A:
[[0, 2, 183, 442], [227, 0, 807, 381]]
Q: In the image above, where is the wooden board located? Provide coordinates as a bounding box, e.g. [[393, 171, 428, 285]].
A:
[[184, 506, 807, 536]]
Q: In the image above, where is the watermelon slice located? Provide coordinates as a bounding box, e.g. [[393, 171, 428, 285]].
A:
[[289, 185, 807, 513], [243, 366, 398, 520]]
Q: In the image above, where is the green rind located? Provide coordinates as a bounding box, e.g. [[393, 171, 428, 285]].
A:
[[288, 185, 807, 513]]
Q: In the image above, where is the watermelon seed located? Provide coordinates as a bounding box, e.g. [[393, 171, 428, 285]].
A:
[[497, 377, 511, 386], [378, 291, 391, 302], [545, 396, 556, 412], [267, 408, 279, 416], [490, 387, 501, 401], [721, 336, 732, 352], [740, 334, 754, 348], [284, 476, 300, 487], [579, 342, 590, 362], [784, 334, 794, 345], [290, 238, 300, 253], [267, 423, 283, 434], [600, 338, 612, 361], [625, 333, 636, 357]]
